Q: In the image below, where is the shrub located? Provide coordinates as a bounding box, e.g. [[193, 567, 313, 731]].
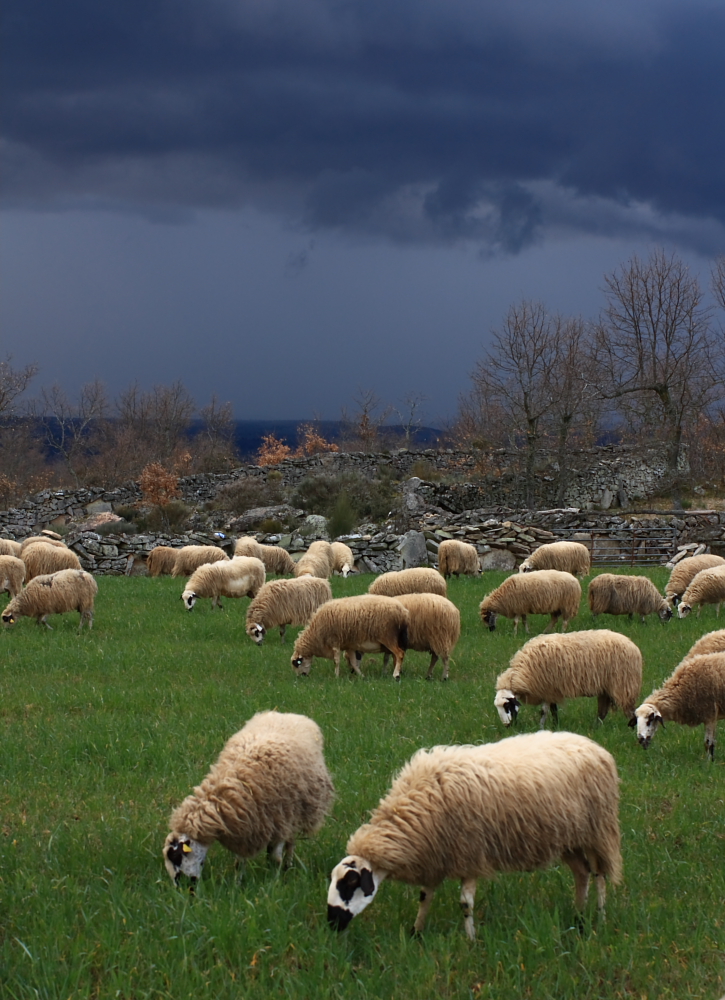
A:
[[410, 459, 442, 482], [257, 518, 283, 533], [95, 519, 138, 536], [137, 500, 191, 532], [214, 476, 286, 514], [293, 470, 399, 524], [327, 493, 358, 539]]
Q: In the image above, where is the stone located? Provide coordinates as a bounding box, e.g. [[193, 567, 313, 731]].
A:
[[480, 549, 517, 571], [599, 488, 613, 510], [398, 530, 428, 568], [86, 500, 113, 515]]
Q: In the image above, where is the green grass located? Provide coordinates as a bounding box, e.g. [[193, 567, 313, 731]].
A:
[[1, 569, 724, 999]]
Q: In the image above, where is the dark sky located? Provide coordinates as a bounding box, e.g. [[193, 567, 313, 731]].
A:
[[2, 0, 725, 422]]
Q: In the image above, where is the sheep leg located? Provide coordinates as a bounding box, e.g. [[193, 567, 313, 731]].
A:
[[562, 849, 591, 910], [512, 616, 520, 636], [459, 878, 477, 940], [391, 647, 405, 681], [333, 649, 341, 678], [37, 616, 53, 629], [550, 703, 559, 726], [383, 651, 391, 671], [543, 613, 560, 633], [344, 649, 364, 677], [279, 624, 286, 642], [522, 615, 529, 634], [538, 703, 550, 729], [717, 603, 722, 618], [412, 886, 436, 936], [597, 693, 613, 722], [704, 722, 716, 761], [268, 841, 285, 865]]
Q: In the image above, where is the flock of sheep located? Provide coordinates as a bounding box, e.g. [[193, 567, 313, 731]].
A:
[[3, 531, 725, 942]]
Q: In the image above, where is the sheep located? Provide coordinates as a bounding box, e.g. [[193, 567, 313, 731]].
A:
[[327, 730, 621, 939], [234, 535, 265, 559], [291, 595, 409, 678], [0, 538, 22, 558], [331, 541, 356, 577], [2, 568, 98, 630], [379, 593, 460, 680], [246, 576, 333, 644], [20, 535, 68, 553], [437, 539, 480, 579], [147, 545, 179, 577], [368, 568, 447, 599], [479, 570, 581, 635], [588, 574, 672, 623], [665, 553, 725, 606], [171, 545, 229, 578], [632, 653, 725, 760], [0, 554, 25, 598], [234, 536, 296, 575], [164, 710, 335, 885], [181, 556, 265, 610], [22, 542, 82, 582], [293, 540, 332, 579], [683, 628, 725, 660], [518, 540, 591, 577], [494, 629, 642, 729], [677, 566, 725, 619]]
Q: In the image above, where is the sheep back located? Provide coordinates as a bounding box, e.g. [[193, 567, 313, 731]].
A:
[[246, 576, 332, 641], [2, 568, 97, 627], [479, 571, 581, 629], [391, 593, 460, 679], [0, 539, 22, 558], [641, 653, 725, 728], [346, 731, 621, 888], [20, 535, 68, 553], [23, 543, 82, 582], [147, 545, 179, 577], [678, 566, 725, 615], [665, 554, 725, 604], [259, 545, 296, 576], [520, 541, 591, 577], [685, 629, 725, 660], [0, 554, 26, 597], [588, 574, 671, 619], [234, 536, 264, 559], [438, 539, 480, 578], [183, 556, 265, 604], [368, 568, 447, 598], [171, 546, 229, 577], [497, 629, 642, 718], [167, 710, 334, 859], [295, 541, 333, 579]]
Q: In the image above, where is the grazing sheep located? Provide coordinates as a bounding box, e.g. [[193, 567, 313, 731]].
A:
[[291, 595, 409, 678], [380, 593, 460, 680], [164, 710, 335, 884], [235, 536, 296, 575], [23, 542, 82, 582], [2, 568, 98, 630], [20, 535, 68, 553], [171, 545, 229, 578], [665, 554, 725, 606], [368, 568, 447, 599], [246, 576, 333, 644], [0, 538, 22, 558], [147, 545, 179, 577], [437, 539, 480, 579], [494, 629, 642, 729], [331, 541, 356, 577], [295, 540, 333, 579], [234, 536, 265, 559], [327, 731, 621, 939], [632, 653, 725, 760], [479, 570, 581, 635], [0, 554, 25, 598], [684, 629, 725, 660], [588, 574, 672, 623], [677, 566, 725, 619], [181, 556, 265, 610], [519, 540, 591, 577]]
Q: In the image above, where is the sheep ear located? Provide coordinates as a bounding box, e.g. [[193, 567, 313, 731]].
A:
[[359, 868, 375, 897], [627, 716, 637, 728]]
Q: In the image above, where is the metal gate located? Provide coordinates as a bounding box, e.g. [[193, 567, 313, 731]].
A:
[[548, 525, 679, 566]]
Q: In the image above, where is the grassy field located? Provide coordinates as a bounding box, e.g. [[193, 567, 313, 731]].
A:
[[1, 568, 724, 999]]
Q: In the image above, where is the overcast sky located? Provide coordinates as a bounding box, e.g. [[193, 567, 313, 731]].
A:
[[2, 0, 725, 424]]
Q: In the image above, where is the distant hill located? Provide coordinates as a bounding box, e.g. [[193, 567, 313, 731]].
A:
[[224, 420, 443, 459]]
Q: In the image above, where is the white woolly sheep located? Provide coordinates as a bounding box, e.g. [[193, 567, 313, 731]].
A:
[[368, 567, 447, 599], [181, 556, 265, 611], [234, 536, 296, 575], [677, 566, 725, 619], [171, 545, 229, 578], [291, 595, 409, 678], [23, 542, 82, 582], [665, 553, 725, 606], [147, 545, 179, 577], [294, 540, 333, 579], [20, 535, 68, 553], [0, 554, 26, 598], [328, 730, 621, 939], [518, 540, 591, 577], [684, 629, 725, 660], [479, 570, 581, 635], [164, 710, 335, 885], [632, 652, 725, 760], [494, 629, 642, 729], [588, 574, 672, 623], [331, 541, 356, 577], [437, 539, 480, 579], [234, 535, 265, 559], [379, 593, 460, 680], [2, 568, 98, 630], [246, 576, 333, 644], [0, 538, 22, 558]]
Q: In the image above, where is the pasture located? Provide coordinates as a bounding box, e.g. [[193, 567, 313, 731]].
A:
[[1, 568, 723, 999]]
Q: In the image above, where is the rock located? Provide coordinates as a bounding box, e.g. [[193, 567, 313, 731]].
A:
[[599, 488, 613, 510], [398, 530, 428, 568], [86, 501, 113, 515], [480, 549, 517, 571]]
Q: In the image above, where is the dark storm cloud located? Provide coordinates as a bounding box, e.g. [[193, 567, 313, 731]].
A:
[[3, 0, 725, 251]]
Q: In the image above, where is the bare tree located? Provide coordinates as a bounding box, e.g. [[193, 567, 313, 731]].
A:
[[593, 249, 720, 507], [116, 381, 195, 467], [0, 356, 38, 416], [713, 255, 725, 312], [32, 379, 110, 486], [394, 392, 428, 447], [193, 394, 239, 471], [341, 389, 392, 453]]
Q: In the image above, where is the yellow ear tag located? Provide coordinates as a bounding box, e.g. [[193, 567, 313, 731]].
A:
[[182, 843, 193, 853]]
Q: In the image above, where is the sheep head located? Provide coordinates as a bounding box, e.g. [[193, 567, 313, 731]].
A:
[[2, 611, 16, 626], [291, 654, 312, 676], [480, 609, 498, 631], [327, 856, 385, 931], [632, 703, 665, 748], [658, 603, 673, 622], [163, 832, 208, 884], [181, 590, 198, 611], [246, 622, 266, 645], [494, 688, 520, 726], [677, 602, 692, 619]]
